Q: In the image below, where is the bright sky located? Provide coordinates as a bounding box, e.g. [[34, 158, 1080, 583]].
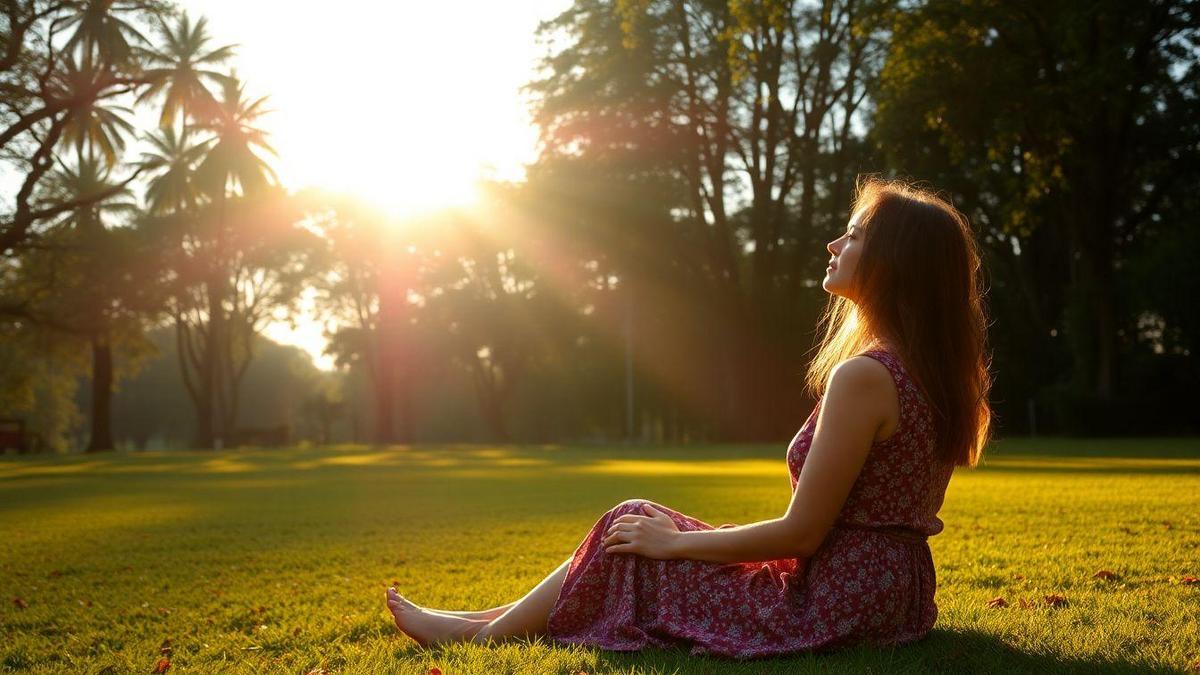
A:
[[171, 0, 571, 369]]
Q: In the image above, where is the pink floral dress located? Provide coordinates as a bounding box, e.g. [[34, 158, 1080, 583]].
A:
[[545, 348, 956, 659]]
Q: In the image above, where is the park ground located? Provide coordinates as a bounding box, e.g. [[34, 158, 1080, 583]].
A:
[[1, 438, 1198, 674]]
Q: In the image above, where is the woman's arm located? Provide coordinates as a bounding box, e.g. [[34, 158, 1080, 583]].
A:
[[620, 356, 895, 564]]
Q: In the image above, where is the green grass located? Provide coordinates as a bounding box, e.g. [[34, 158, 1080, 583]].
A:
[[1, 437, 1198, 674]]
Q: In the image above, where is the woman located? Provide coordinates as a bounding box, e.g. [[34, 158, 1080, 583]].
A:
[[385, 176, 993, 658]]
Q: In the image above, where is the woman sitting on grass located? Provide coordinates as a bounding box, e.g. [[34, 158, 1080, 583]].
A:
[[385, 176, 994, 659]]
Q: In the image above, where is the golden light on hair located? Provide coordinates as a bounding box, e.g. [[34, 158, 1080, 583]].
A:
[[805, 175, 993, 468]]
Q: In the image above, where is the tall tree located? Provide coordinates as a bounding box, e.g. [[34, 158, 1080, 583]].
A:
[[33, 156, 156, 451], [135, 12, 235, 132], [526, 0, 887, 439], [872, 0, 1200, 431], [0, 0, 169, 256]]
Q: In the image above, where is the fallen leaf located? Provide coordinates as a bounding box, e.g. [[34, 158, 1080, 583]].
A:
[[1093, 569, 1119, 581], [48, 570, 63, 578], [153, 657, 171, 673], [986, 596, 1008, 609], [293, 627, 303, 637], [12, 597, 27, 609], [1012, 574, 1026, 581], [1043, 594, 1069, 608], [1181, 575, 1198, 585], [429, 668, 442, 675], [1017, 598, 1034, 610]]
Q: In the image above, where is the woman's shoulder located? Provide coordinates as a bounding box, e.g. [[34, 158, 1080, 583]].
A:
[[834, 352, 895, 384], [828, 354, 897, 409]]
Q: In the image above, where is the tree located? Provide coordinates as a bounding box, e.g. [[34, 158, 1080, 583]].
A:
[[0, 0, 170, 256], [872, 0, 1200, 432], [32, 156, 157, 451], [525, 0, 887, 439], [306, 192, 435, 444], [135, 12, 235, 132], [139, 63, 288, 448]]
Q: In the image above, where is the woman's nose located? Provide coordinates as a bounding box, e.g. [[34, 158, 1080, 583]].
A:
[[827, 238, 840, 255]]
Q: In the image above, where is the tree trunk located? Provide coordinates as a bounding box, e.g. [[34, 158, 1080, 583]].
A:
[[86, 336, 115, 452], [374, 265, 403, 444]]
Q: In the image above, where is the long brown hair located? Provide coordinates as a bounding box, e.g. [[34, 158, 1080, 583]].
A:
[[804, 176, 993, 467]]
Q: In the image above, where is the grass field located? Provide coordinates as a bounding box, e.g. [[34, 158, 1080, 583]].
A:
[[1, 438, 1198, 674]]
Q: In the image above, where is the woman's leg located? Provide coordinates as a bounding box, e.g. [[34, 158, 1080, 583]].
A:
[[422, 601, 517, 621], [387, 557, 572, 646], [471, 557, 572, 644]]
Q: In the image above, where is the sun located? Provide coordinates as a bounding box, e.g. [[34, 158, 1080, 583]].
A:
[[271, 104, 494, 219]]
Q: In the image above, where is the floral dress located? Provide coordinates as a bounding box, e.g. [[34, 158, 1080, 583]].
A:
[[545, 348, 956, 659]]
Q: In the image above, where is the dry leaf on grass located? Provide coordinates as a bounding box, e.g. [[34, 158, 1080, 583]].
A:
[[1180, 575, 1198, 585], [1093, 569, 1119, 580], [1043, 594, 1069, 608], [12, 597, 27, 609], [152, 657, 171, 673], [986, 596, 1008, 608]]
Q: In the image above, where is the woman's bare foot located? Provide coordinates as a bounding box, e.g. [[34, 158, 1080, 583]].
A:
[[386, 587, 488, 646]]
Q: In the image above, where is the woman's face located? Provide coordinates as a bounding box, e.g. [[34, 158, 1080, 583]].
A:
[[823, 210, 864, 301]]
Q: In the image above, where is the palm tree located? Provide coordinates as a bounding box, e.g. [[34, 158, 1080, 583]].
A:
[[192, 72, 277, 445], [138, 123, 218, 448], [42, 41, 145, 451], [139, 69, 275, 449], [135, 12, 236, 132], [38, 156, 139, 452], [194, 73, 278, 199], [139, 126, 211, 216], [62, 0, 151, 69], [56, 56, 138, 169]]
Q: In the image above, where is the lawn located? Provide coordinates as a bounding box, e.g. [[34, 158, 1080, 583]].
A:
[[1, 438, 1198, 674]]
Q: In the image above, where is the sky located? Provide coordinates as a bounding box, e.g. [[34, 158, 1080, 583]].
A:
[[172, 0, 572, 369]]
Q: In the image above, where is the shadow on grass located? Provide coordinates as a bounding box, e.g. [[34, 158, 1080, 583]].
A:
[[402, 626, 1178, 674]]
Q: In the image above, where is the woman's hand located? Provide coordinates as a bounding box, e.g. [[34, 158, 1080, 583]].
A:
[[603, 504, 682, 559]]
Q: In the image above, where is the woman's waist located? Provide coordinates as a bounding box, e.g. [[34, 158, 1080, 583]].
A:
[[831, 521, 932, 543]]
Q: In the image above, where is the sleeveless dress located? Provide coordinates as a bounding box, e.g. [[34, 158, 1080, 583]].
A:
[[544, 348, 956, 659]]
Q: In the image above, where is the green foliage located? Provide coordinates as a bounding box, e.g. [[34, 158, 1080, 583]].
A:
[[871, 0, 1200, 431], [0, 439, 1197, 672], [0, 322, 87, 453], [111, 328, 337, 449]]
